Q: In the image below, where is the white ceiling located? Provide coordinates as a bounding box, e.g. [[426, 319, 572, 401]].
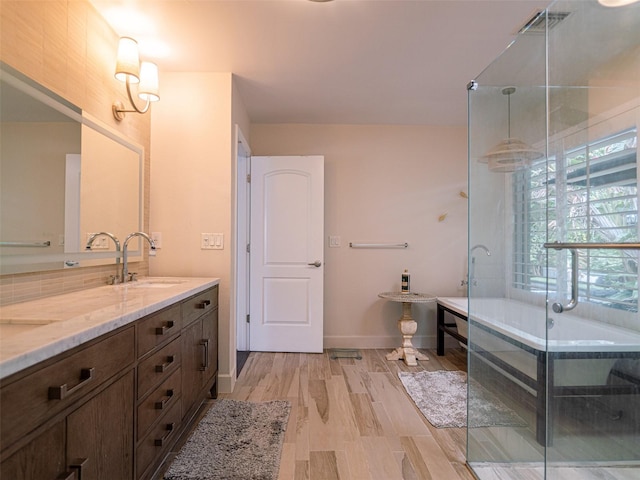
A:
[[91, 0, 552, 126]]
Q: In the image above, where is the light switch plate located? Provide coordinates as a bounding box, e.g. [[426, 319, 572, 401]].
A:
[[201, 233, 224, 250], [329, 236, 341, 247]]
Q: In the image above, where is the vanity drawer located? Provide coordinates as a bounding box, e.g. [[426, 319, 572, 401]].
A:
[[137, 367, 181, 439], [137, 304, 181, 357], [181, 286, 218, 326], [136, 397, 182, 479], [0, 327, 135, 449], [137, 337, 181, 400]]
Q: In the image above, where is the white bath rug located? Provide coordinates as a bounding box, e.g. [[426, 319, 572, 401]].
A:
[[398, 370, 526, 428]]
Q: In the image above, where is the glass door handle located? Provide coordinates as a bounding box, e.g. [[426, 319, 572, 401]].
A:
[[549, 247, 578, 313], [543, 242, 640, 250], [543, 241, 640, 312]]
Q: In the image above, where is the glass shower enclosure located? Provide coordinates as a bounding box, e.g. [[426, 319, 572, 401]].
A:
[[467, 0, 640, 478]]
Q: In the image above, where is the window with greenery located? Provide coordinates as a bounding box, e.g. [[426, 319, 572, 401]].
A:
[[513, 128, 639, 312]]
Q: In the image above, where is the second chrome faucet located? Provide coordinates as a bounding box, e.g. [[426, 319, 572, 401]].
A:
[[122, 232, 156, 283]]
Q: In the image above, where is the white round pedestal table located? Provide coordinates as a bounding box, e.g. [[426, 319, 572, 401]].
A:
[[378, 291, 437, 366]]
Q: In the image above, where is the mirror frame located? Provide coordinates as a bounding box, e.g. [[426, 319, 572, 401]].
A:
[[0, 63, 145, 275]]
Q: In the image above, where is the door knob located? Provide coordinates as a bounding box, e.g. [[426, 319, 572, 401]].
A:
[[307, 260, 322, 267]]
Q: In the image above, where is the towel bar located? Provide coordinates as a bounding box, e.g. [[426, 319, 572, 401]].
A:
[[349, 242, 408, 249]]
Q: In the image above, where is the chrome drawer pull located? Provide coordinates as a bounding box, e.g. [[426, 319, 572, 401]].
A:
[[48, 368, 95, 400], [155, 320, 175, 335], [154, 389, 175, 410], [154, 422, 175, 447], [196, 299, 211, 309], [155, 355, 175, 373]]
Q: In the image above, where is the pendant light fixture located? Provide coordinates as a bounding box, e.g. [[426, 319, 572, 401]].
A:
[[482, 87, 544, 172]]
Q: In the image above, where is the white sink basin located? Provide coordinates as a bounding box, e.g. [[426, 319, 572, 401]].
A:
[[125, 279, 187, 289], [0, 318, 55, 325], [0, 319, 56, 339]]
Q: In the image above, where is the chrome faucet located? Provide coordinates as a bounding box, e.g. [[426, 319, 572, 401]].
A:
[[470, 244, 491, 286], [85, 232, 121, 265], [122, 232, 156, 283]]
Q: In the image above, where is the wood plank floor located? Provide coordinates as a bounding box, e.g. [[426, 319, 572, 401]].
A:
[[163, 347, 639, 480], [219, 348, 475, 480]]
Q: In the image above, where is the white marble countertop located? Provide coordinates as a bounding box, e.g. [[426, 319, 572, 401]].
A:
[[0, 277, 219, 380]]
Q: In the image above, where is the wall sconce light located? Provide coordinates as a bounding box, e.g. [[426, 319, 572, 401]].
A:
[[112, 37, 160, 121]]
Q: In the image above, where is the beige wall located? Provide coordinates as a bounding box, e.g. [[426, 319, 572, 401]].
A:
[[149, 72, 247, 393], [250, 124, 468, 349]]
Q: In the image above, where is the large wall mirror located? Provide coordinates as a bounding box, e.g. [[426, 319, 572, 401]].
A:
[[0, 63, 144, 274]]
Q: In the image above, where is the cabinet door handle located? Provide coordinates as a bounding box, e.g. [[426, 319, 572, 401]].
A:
[[155, 320, 175, 335], [200, 339, 210, 371], [154, 389, 175, 410], [196, 299, 211, 309], [154, 422, 175, 447], [155, 355, 175, 373], [69, 458, 88, 480], [48, 368, 95, 400]]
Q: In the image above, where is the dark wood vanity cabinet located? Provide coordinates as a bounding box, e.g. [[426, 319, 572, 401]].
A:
[[0, 421, 67, 479], [0, 284, 219, 480], [181, 287, 219, 424], [0, 327, 136, 480], [136, 285, 218, 480], [66, 371, 135, 480]]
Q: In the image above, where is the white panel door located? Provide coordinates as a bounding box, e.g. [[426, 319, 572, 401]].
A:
[[249, 155, 324, 353]]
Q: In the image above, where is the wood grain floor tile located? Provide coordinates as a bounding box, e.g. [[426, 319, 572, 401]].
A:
[[343, 440, 373, 480], [360, 436, 404, 480], [309, 451, 340, 480], [365, 372, 432, 436], [341, 364, 370, 394], [218, 349, 632, 480], [294, 460, 310, 480], [349, 393, 384, 436], [399, 436, 433, 479], [278, 443, 297, 480]]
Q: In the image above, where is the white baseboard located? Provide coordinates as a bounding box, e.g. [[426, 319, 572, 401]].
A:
[[323, 334, 431, 350], [323, 334, 462, 351], [217, 368, 236, 394]]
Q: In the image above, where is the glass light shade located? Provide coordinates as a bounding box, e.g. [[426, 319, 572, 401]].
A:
[[484, 138, 544, 172], [598, 0, 640, 6], [115, 37, 140, 83], [138, 62, 160, 102]]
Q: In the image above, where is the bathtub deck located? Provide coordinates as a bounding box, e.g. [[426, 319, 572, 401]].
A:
[[437, 298, 640, 447]]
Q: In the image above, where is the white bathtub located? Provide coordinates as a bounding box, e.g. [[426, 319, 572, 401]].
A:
[[437, 297, 640, 386]]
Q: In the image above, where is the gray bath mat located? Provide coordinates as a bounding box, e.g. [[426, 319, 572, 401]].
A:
[[398, 370, 526, 428], [164, 399, 291, 480]]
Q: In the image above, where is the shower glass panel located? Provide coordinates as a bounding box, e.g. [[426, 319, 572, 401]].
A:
[[466, 7, 547, 477], [467, 1, 640, 479]]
